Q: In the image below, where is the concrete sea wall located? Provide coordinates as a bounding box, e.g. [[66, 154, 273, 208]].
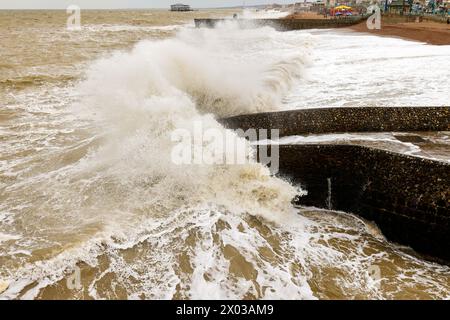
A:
[[194, 18, 365, 31], [278, 144, 449, 261], [221, 107, 450, 261]]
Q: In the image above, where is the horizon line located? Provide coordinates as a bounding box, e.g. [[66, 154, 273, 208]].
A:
[[0, 6, 263, 10]]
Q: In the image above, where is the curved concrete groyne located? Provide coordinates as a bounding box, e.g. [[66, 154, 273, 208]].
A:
[[194, 18, 365, 31], [221, 107, 450, 261], [221, 107, 450, 138], [278, 144, 449, 261]]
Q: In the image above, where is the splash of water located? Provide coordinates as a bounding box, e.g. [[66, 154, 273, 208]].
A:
[[0, 21, 311, 299], [240, 9, 290, 19]]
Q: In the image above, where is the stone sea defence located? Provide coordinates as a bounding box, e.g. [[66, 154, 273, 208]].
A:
[[221, 107, 450, 261], [221, 106, 450, 137], [279, 144, 449, 261], [194, 18, 365, 31]]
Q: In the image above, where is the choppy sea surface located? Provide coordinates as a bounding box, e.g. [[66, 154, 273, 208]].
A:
[[0, 9, 449, 300]]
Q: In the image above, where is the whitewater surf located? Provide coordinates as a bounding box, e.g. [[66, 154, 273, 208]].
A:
[[0, 10, 449, 300]]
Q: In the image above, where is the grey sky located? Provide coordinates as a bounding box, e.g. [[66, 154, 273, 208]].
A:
[[0, 1, 296, 9]]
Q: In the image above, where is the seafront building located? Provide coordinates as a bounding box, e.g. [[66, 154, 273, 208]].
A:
[[388, 0, 411, 14], [264, 0, 448, 17], [170, 3, 192, 11]]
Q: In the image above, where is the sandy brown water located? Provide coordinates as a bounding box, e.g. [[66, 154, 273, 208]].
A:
[[0, 10, 449, 300]]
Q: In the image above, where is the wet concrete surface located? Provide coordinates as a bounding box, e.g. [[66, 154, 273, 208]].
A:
[[274, 131, 450, 163]]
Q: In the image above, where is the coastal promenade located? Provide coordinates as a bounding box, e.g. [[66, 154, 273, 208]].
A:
[[195, 14, 450, 45]]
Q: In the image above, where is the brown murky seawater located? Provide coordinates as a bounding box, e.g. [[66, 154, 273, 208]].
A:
[[0, 10, 449, 300]]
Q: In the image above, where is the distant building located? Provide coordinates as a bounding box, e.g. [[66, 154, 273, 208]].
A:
[[311, 0, 326, 11], [170, 3, 192, 11]]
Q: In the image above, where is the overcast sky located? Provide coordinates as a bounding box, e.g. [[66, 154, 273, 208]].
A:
[[0, 1, 295, 9]]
